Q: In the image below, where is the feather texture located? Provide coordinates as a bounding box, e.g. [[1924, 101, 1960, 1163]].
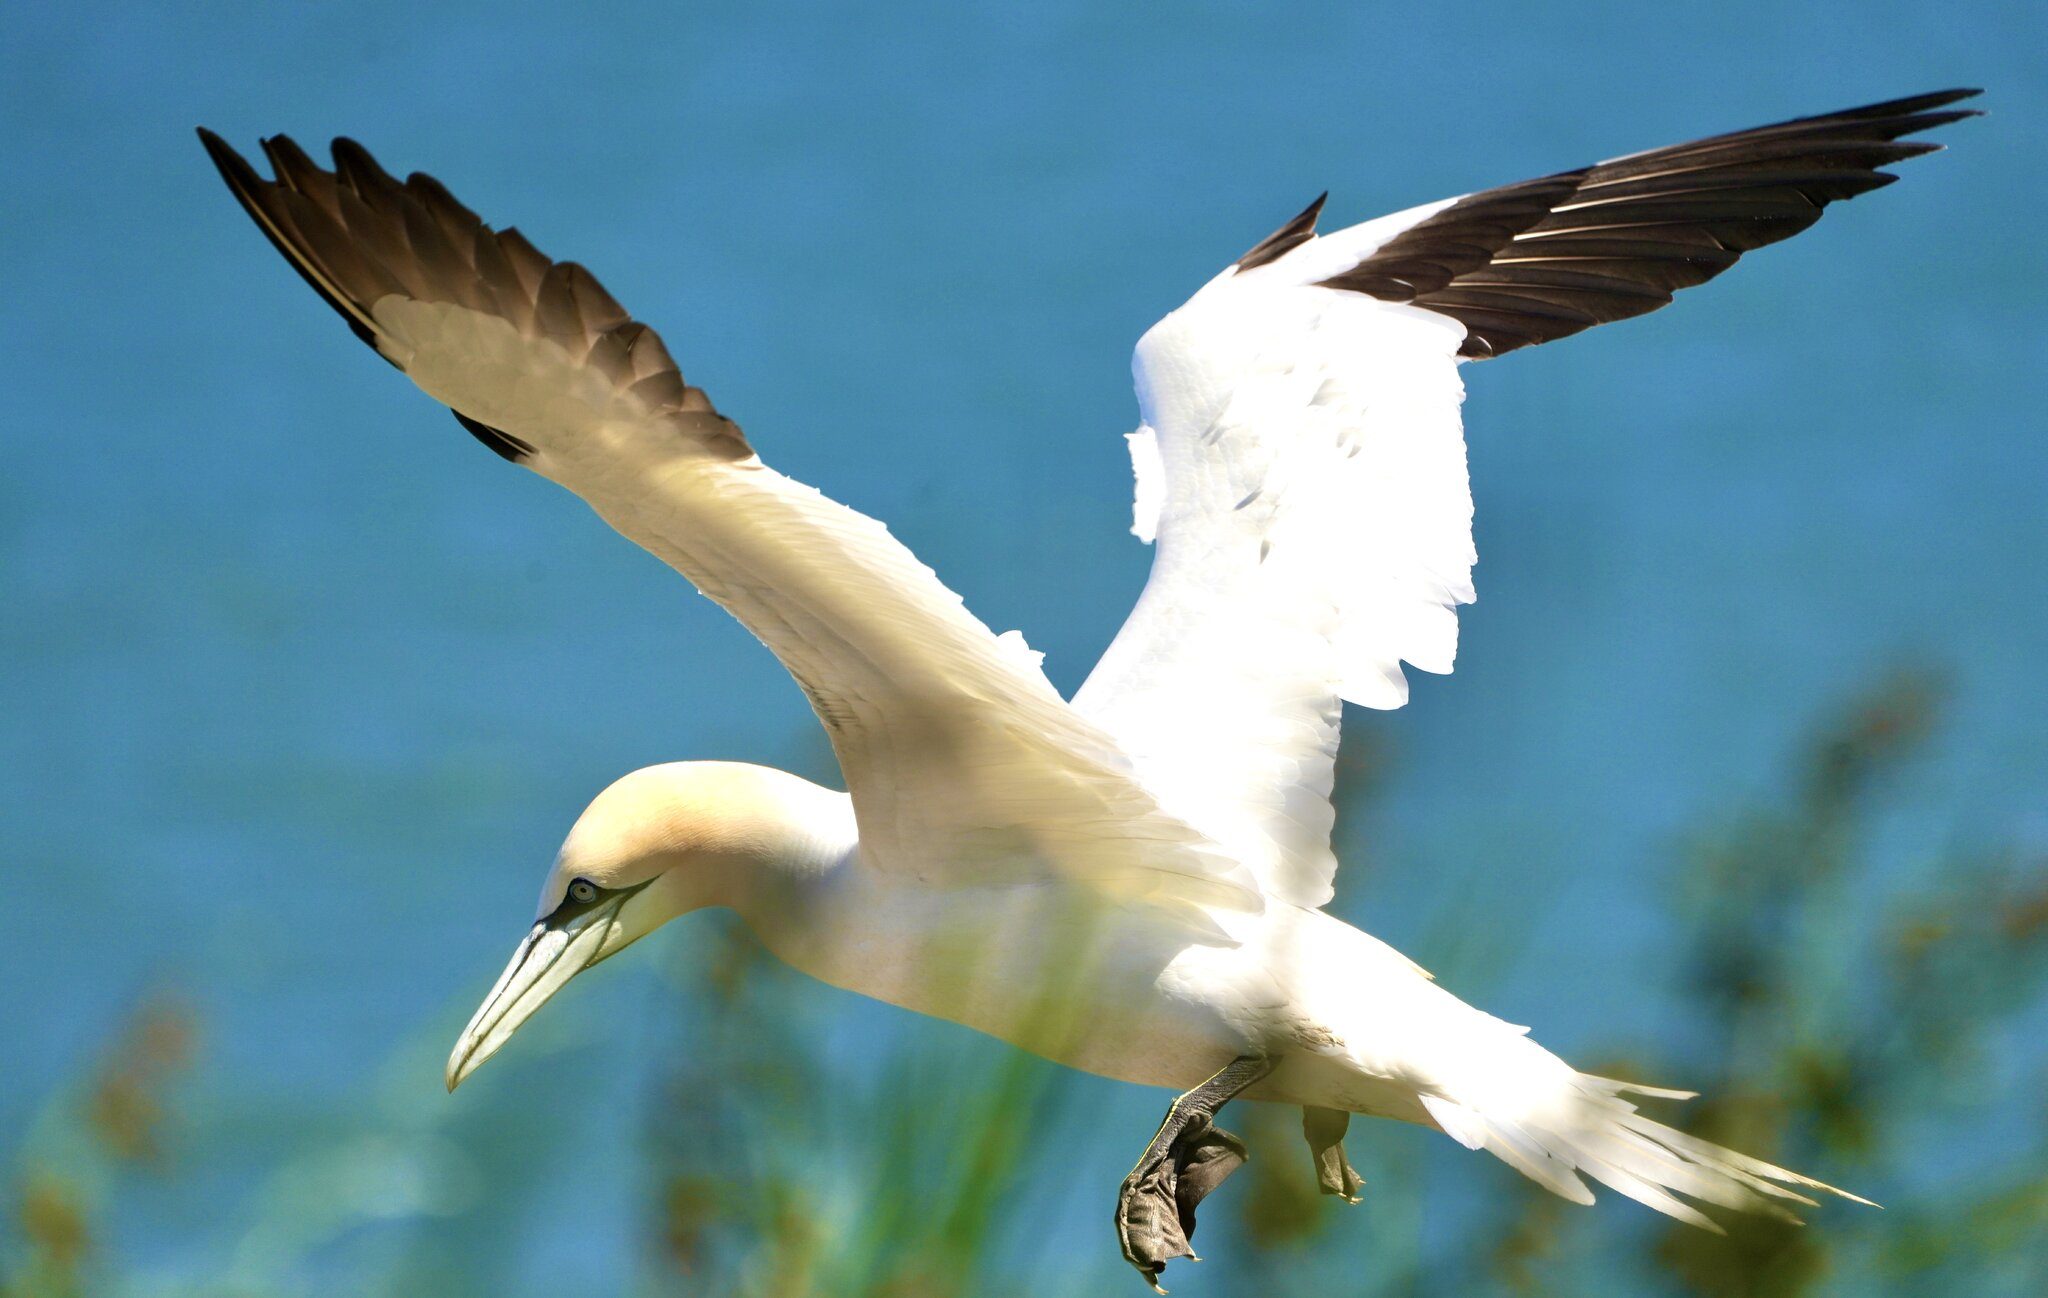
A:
[[199, 130, 1265, 925], [1083, 90, 1975, 908], [197, 129, 744, 460], [1314, 89, 1981, 357], [1077, 280, 1472, 907]]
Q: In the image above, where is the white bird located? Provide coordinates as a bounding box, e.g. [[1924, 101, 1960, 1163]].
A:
[[200, 88, 1975, 1287]]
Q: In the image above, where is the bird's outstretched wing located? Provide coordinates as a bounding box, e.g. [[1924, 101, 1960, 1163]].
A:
[[1075, 90, 1978, 908], [199, 130, 1262, 927]]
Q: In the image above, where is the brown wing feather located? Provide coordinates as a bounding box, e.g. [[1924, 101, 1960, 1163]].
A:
[[1316, 89, 1981, 358], [196, 129, 748, 460]]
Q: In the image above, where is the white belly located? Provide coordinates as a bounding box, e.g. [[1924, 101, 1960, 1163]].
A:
[[737, 863, 1471, 1119], [741, 869, 1261, 1089]]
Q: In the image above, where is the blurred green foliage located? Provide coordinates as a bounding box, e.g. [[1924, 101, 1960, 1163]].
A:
[[1486, 669, 2048, 1297], [2, 993, 194, 1298], [5, 670, 2043, 1295], [639, 921, 1081, 1297]]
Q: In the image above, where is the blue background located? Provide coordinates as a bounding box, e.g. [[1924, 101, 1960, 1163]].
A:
[[2, 2, 2040, 1292]]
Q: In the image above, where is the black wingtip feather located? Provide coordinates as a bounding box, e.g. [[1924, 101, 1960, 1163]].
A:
[[1843, 87, 1982, 115], [199, 130, 753, 462], [198, 129, 382, 350], [329, 136, 401, 191], [1237, 192, 1328, 271], [1318, 89, 1982, 358], [452, 411, 536, 462]]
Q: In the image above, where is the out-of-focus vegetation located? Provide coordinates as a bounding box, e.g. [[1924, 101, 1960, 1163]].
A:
[[6, 671, 2044, 1295], [640, 922, 1082, 1297], [2, 995, 194, 1298], [1482, 669, 2048, 1297]]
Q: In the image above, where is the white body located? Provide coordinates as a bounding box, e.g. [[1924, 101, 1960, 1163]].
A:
[[751, 818, 1464, 1123]]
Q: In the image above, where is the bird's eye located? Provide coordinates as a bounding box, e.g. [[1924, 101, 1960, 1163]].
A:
[[567, 878, 599, 905]]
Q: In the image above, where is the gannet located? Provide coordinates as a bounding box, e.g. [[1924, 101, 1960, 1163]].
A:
[[200, 89, 1976, 1287]]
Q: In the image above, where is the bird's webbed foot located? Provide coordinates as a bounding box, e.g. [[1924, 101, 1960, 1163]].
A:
[[1302, 1105, 1364, 1202], [1116, 1114, 1247, 1288], [1114, 1055, 1273, 1292]]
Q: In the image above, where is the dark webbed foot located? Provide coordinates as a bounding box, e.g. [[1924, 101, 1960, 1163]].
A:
[[1116, 1115, 1247, 1288], [1114, 1056, 1273, 1292], [1302, 1106, 1364, 1202]]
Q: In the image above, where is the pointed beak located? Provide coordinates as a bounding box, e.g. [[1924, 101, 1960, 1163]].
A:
[[445, 892, 629, 1092]]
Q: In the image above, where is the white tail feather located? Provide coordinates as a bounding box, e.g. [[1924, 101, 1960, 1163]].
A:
[[1426, 1069, 1873, 1229]]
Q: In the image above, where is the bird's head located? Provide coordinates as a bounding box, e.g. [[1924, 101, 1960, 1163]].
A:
[[444, 760, 847, 1090]]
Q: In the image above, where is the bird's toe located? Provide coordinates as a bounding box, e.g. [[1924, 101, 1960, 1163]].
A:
[[1171, 1116, 1248, 1233], [1116, 1157, 1194, 1288], [1313, 1144, 1365, 1201], [1303, 1105, 1365, 1202]]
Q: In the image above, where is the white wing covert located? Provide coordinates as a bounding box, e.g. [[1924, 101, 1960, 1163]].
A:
[[1075, 216, 1475, 910], [199, 130, 1264, 930], [1078, 90, 1980, 909]]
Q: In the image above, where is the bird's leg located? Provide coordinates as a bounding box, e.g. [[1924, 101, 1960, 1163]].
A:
[[1115, 1054, 1274, 1292], [1301, 1106, 1364, 1201]]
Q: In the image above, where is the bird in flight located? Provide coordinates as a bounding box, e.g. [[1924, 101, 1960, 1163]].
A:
[[201, 88, 1976, 1288]]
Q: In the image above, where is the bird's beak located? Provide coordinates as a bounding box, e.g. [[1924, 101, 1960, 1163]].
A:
[[444, 891, 631, 1092]]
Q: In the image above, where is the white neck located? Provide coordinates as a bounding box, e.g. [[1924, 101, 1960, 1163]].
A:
[[723, 783, 860, 919]]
